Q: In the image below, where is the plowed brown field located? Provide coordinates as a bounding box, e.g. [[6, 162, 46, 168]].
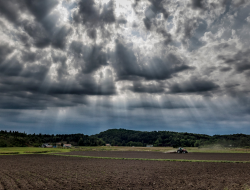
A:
[[59, 151, 250, 161], [0, 154, 250, 190]]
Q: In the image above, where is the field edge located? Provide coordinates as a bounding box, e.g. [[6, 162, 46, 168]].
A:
[[52, 154, 250, 163]]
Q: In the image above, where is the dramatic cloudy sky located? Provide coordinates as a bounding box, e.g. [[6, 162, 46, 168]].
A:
[[0, 0, 250, 135]]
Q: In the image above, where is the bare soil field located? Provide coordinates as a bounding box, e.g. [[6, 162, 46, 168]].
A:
[[0, 154, 250, 190], [60, 151, 250, 161]]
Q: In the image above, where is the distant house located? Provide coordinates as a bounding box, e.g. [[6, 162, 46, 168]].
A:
[[56, 143, 62, 147], [106, 144, 111, 146], [146, 145, 153, 147], [42, 144, 53, 148], [63, 144, 72, 148]]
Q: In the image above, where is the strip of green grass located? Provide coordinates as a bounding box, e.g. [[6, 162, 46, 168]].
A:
[[0, 152, 19, 155], [0, 147, 72, 154], [52, 154, 250, 163], [24, 151, 55, 154]]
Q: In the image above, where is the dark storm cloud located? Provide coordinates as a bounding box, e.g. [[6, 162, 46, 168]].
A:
[[0, 42, 115, 112], [220, 67, 232, 72], [0, 72, 115, 97], [113, 41, 193, 80], [128, 81, 165, 94], [51, 51, 68, 79], [143, 17, 152, 30], [0, 0, 72, 49], [21, 17, 72, 49], [169, 77, 219, 94], [0, 56, 23, 77], [51, 26, 73, 49], [191, 0, 206, 10], [72, 0, 116, 40], [22, 20, 51, 48], [0, 0, 23, 24], [202, 66, 216, 76], [24, 0, 59, 21], [73, 0, 115, 25], [70, 41, 108, 74], [101, 0, 116, 23], [218, 49, 250, 74], [0, 92, 87, 110], [0, 43, 13, 63], [87, 28, 97, 40]]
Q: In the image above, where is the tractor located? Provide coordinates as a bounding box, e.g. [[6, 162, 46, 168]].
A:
[[177, 147, 188, 153]]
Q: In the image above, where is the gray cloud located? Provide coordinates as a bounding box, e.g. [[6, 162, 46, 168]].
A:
[[169, 77, 219, 94], [24, 0, 59, 21], [73, 0, 116, 39], [0, 0, 23, 24], [87, 28, 97, 40], [0, 43, 13, 63], [113, 41, 193, 80], [128, 81, 165, 94], [218, 49, 250, 74], [191, 0, 206, 10], [70, 41, 108, 74]]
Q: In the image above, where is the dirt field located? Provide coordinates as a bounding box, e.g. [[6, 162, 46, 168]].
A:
[[60, 151, 250, 161], [0, 154, 250, 190]]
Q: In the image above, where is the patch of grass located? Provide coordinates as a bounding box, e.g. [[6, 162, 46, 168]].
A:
[[187, 147, 250, 153], [24, 150, 55, 154], [0, 151, 19, 155], [52, 154, 250, 163], [0, 147, 71, 154]]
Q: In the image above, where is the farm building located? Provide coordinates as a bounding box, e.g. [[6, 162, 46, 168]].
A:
[[42, 144, 53, 148], [106, 144, 111, 146], [146, 145, 153, 147], [63, 144, 72, 148], [56, 143, 63, 147]]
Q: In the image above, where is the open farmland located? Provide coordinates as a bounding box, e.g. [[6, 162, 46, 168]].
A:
[[0, 154, 250, 190], [59, 151, 250, 161]]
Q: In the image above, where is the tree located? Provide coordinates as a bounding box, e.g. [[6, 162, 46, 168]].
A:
[[78, 138, 84, 146], [194, 140, 200, 147], [0, 140, 7, 147]]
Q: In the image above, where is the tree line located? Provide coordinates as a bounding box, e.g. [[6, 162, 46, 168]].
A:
[[0, 129, 250, 148], [95, 129, 250, 147]]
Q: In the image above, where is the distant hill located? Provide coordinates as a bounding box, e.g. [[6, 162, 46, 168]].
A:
[[0, 129, 250, 147]]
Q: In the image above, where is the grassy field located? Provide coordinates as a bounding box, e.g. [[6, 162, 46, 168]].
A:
[[0, 147, 71, 155], [187, 147, 250, 153], [73, 146, 250, 153], [1, 146, 250, 155]]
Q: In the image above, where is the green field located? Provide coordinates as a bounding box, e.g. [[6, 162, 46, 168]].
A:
[[72, 146, 250, 153], [0, 147, 71, 155], [1, 146, 250, 155]]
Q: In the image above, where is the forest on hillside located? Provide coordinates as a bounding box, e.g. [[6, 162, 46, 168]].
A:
[[0, 129, 250, 148]]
